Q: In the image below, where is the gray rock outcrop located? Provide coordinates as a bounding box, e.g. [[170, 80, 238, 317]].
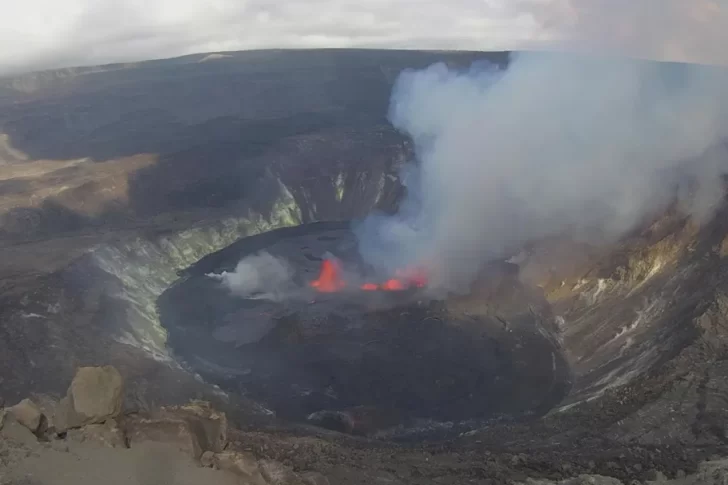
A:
[[8, 398, 44, 433]]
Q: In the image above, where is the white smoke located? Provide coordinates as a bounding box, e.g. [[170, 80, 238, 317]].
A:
[[207, 251, 296, 301], [355, 52, 728, 292]]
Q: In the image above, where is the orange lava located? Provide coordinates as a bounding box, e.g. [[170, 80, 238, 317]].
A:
[[380, 279, 406, 291], [309, 259, 346, 292], [310, 258, 428, 293]]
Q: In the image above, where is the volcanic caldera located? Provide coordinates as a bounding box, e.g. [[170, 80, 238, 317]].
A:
[[159, 222, 570, 434], [3, 49, 728, 484]]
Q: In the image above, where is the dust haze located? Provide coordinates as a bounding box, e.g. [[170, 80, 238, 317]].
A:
[[355, 52, 728, 292]]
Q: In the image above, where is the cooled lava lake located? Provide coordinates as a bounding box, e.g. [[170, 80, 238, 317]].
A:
[[159, 221, 571, 435]]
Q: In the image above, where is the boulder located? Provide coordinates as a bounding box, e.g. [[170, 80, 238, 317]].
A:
[[162, 400, 227, 453], [213, 451, 268, 485], [0, 408, 6, 432], [55, 366, 124, 431], [29, 393, 62, 431], [70, 366, 124, 423], [66, 419, 127, 448], [122, 400, 228, 459], [9, 398, 44, 433], [0, 412, 40, 448], [124, 414, 204, 459], [54, 397, 75, 432], [200, 450, 216, 468]]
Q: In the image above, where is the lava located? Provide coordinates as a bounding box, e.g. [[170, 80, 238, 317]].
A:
[[380, 279, 405, 291], [309, 258, 427, 293], [309, 259, 346, 292]]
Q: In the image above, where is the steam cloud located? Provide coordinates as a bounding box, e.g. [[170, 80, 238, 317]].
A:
[[207, 251, 295, 301], [355, 52, 728, 292]]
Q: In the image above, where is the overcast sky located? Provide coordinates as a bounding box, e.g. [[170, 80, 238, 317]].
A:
[[1, 0, 726, 76]]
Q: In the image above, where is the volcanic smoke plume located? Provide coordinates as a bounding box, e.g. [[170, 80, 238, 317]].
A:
[[207, 251, 296, 301], [355, 52, 728, 293]]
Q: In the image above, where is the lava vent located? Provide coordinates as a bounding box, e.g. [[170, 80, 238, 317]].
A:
[[159, 222, 571, 435]]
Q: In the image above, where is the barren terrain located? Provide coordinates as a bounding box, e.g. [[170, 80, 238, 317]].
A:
[[2, 49, 728, 484]]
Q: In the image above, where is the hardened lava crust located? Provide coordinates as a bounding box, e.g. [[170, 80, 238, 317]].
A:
[[159, 222, 571, 434]]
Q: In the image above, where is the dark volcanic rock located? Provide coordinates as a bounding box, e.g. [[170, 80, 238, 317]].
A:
[[0, 49, 505, 238]]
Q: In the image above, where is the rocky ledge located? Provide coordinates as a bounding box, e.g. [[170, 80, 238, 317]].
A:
[[0, 366, 327, 485], [5, 366, 728, 485]]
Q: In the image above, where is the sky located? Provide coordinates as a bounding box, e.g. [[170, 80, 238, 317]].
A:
[[0, 0, 726, 76]]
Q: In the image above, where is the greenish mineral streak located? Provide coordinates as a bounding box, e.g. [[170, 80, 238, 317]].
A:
[[87, 170, 392, 359], [335, 173, 346, 202], [0, 133, 29, 161], [90, 189, 304, 357], [269, 182, 302, 227]]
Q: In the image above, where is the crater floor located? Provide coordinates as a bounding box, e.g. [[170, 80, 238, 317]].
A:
[[159, 222, 571, 434]]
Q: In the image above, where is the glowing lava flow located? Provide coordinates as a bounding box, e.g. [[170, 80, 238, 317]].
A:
[[380, 279, 405, 291], [309, 259, 346, 292], [309, 258, 428, 293]]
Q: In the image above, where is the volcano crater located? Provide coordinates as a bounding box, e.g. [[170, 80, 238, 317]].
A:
[[159, 222, 571, 435]]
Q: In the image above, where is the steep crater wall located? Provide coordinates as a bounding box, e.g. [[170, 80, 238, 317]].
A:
[[0, 162, 402, 407], [493, 206, 728, 450], [86, 164, 402, 352]]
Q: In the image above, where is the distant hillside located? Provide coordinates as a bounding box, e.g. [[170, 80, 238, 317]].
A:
[[0, 49, 510, 239]]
